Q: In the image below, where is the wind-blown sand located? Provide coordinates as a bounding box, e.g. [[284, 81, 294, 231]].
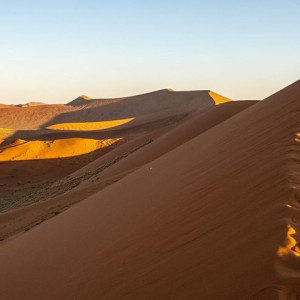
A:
[[1, 82, 300, 299]]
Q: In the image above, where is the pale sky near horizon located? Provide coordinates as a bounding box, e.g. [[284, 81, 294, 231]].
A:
[[0, 0, 299, 104]]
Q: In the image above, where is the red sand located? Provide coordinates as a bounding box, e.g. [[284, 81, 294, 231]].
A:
[[1, 82, 300, 299]]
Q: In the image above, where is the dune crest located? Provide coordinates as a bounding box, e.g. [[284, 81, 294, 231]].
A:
[[79, 95, 92, 100]]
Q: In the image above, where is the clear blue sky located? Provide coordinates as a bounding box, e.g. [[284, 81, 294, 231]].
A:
[[0, 0, 299, 104]]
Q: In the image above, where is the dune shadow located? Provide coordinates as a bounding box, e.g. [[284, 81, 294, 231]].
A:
[[41, 90, 213, 127], [0, 141, 124, 212]]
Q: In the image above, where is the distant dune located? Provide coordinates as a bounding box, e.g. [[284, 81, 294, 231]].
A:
[[0, 89, 229, 130], [1, 83, 300, 299]]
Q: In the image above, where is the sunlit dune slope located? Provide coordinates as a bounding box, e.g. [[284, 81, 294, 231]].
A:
[[0, 128, 15, 140], [46, 118, 135, 131], [0, 138, 121, 161], [1, 81, 300, 299], [208, 90, 232, 104]]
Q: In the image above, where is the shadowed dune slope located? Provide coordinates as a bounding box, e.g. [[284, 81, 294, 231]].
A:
[[66, 95, 92, 106], [44, 89, 220, 127], [0, 105, 75, 129], [1, 81, 300, 299]]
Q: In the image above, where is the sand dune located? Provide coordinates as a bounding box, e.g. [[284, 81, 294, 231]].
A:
[[0, 138, 121, 161], [0, 89, 224, 130], [44, 90, 220, 129], [0, 81, 300, 299]]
